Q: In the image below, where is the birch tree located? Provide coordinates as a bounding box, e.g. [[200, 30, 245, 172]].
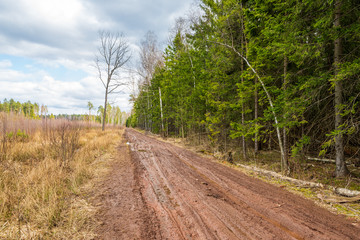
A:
[[138, 31, 162, 131]]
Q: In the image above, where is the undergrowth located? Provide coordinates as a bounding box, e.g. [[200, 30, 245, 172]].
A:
[[232, 150, 360, 192], [170, 131, 360, 191]]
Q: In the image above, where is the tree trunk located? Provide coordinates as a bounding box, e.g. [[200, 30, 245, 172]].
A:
[[282, 56, 289, 172], [241, 98, 247, 160], [268, 132, 272, 150], [147, 91, 150, 131], [159, 87, 164, 133], [102, 88, 108, 131], [254, 78, 259, 155], [334, 0, 349, 177], [240, 4, 248, 160], [181, 119, 185, 139]]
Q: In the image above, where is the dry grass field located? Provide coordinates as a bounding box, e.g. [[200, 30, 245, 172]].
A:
[[0, 113, 122, 239]]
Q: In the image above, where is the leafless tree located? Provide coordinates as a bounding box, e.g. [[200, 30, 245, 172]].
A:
[[95, 31, 131, 131], [168, 17, 189, 48], [139, 31, 163, 85], [137, 31, 163, 131]]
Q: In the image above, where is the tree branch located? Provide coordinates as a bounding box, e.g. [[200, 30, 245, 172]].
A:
[[214, 41, 286, 172]]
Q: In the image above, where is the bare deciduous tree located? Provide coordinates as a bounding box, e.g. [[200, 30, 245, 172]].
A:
[[95, 31, 131, 131], [137, 31, 163, 131], [139, 31, 162, 85]]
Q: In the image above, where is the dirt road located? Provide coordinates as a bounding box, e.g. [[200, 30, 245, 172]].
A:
[[95, 128, 360, 239]]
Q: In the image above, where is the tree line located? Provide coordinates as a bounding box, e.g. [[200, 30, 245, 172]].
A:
[[0, 98, 127, 125], [130, 0, 360, 177], [0, 98, 47, 119], [92, 102, 128, 126]]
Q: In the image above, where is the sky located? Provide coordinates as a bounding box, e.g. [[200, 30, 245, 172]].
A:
[[0, 0, 195, 114]]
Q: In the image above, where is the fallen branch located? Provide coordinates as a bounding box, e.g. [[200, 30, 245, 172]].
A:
[[334, 187, 360, 197], [306, 156, 350, 164], [317, 194, 360, 203], [237, 164, 323, 188], [306, 156, 336, 163], [237, 164, 360, 197]]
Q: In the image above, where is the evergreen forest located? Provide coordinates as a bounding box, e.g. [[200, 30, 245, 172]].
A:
[[129, 0, 360, 177]]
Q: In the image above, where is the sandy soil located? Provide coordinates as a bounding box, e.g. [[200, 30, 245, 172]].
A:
[[94, 128, 360, 239]]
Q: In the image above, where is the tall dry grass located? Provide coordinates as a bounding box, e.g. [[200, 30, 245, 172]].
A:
[[0, 112, 122, 239]]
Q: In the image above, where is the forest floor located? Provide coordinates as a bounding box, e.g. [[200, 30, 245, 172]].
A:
[[93, 128, 360, 239]]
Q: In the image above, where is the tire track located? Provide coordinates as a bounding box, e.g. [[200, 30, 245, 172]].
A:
[[125, 129, 360, 240]]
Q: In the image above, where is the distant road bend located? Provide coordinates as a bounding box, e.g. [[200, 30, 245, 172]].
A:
[[94, 128, 360, 239]]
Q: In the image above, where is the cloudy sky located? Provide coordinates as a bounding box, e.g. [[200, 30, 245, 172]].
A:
[[0, 0, 195, 114]]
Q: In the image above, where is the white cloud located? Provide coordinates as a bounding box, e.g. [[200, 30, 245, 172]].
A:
[[0, 71, 101, 114], [0, 59, 12, 68], [0, 64, 132, 114], [0, 69, 30, 82], [0, 0, 194, 114], [21, 0, 88, 29]]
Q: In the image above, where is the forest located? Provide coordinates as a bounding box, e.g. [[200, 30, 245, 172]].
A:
[[129, 0, 360, 178]]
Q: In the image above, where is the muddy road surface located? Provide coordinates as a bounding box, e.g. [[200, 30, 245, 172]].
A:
[[95, 128, 360, 239]]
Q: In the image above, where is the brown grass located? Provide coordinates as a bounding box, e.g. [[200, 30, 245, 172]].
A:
[[0, 113, 123, 239]]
